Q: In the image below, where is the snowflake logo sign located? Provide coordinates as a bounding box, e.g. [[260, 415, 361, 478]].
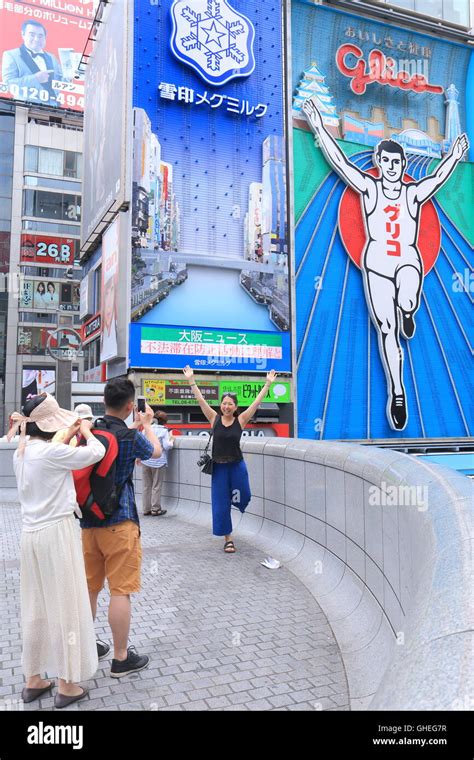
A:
[[170, 0, 255, 86]]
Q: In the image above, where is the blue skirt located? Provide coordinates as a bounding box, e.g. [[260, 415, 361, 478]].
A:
[[211, 459, 251, 536]]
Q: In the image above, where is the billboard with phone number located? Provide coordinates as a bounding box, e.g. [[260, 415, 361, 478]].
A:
[[0, 0, 95, 113], [143, 378, 291, 406]]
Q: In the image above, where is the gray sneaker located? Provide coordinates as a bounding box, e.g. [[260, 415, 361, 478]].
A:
[[110, 646, 150, 678]]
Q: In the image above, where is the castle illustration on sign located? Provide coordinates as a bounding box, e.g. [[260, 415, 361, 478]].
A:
[[293, 61, 463, 158]]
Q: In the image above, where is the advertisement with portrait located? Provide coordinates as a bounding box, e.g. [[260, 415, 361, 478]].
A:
[[0, 0, 95, 112], [292, 2, 474, 440], [21, 366, 56, 406], [100, 217, 119, 362], [129, 0, 291, 373], [20, 234, 78, 266], [81, 0, 131, 250]]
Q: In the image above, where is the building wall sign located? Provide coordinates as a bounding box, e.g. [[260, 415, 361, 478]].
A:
[[142, 378, 291, 405], [20, 234, 76, 266], [335, 44, 445, 96], [292, 2, 474, 441], [170, 0, 256, 86], [0, 0, 94, 112], [82, 312, 101, 345]]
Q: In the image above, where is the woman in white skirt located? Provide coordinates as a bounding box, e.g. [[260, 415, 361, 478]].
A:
[[8, 393, 105, 708]]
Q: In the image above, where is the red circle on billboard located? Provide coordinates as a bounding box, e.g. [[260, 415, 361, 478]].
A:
[[338, 168, 441, 275]]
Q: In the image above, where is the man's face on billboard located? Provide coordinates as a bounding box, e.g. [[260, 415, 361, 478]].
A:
[[22, 24, 46, 53], [104, 280, 115, 327], [377, 150, 405, 183]]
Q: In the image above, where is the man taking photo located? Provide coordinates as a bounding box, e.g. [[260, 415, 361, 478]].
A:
[[80, 377, 162, 677]]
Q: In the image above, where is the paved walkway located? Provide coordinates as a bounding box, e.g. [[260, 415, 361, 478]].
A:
[[0, 503, 350, 711]]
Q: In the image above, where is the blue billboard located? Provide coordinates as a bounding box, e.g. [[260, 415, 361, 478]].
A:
[[293, 2, 473, 440], [129, 322, 291, 372], [130, 0, 290, 373]]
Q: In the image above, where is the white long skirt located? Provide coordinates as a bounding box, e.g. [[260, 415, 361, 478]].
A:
[[20, 514, 98, 682]]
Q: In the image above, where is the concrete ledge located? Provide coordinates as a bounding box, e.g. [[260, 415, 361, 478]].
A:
[[1, 435, 471, 711]]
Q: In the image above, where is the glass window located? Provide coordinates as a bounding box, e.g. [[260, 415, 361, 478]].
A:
[[0, 219, 11, 232], [22, 220, 81, 235], [64, 196, 81, 222], [23, 189, 35, 217], [64, 151, 78, 178], [0, 154, 13, 175], [23, 190, 81, 222], [38, 148, 63, 176], [24, 146, 38, 173], [391, 0, 415, 9], [0, 132, 14, 156], [24, 176, 81, 192], [0, 114, 14, 132], [415, 0, 443, 16], [0, 197, 12, 220], [442, 0, 469, 24], [369, 0, 469, 24], [22, 263, 81, 278], [33, 190, 62, 219], [0, 174, 12, 195]]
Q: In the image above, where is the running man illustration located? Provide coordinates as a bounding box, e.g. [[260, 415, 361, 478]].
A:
[[302, 96, 469, 430]]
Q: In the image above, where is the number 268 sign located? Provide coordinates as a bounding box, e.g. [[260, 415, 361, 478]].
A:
[[20, 235, 76, 266]]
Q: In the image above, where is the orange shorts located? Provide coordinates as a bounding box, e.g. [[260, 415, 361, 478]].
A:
[[82, 520, 142, 596]]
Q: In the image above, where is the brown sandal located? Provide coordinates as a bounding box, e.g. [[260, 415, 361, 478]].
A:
[[224, 541, 236, 553]]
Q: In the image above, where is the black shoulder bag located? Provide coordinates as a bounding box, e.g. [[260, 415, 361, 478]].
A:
[[197, 417, 217, 475]]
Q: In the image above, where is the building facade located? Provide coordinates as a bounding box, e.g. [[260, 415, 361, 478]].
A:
[[1, 104, 84, 428]]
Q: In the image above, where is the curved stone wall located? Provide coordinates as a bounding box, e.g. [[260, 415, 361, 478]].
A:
[[155, 436, 473, 711], [1, 437, 471, 710]]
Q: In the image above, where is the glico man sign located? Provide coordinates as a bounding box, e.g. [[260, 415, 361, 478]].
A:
[[303, 97, 469, 431]]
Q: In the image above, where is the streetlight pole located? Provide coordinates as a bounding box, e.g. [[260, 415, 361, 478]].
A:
[[47, 313, 83, 411]]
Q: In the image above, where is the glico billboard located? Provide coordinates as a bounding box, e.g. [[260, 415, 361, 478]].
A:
[[129, 0, 291, 373], [0, 0, 95, 112], [292, 2, 474, 440]]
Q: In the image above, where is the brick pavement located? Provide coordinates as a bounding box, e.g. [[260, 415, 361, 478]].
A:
[[0, 502, 350, 711]]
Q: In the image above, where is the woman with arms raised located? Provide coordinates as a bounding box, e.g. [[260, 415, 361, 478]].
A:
[[183, 365, 277, 553]]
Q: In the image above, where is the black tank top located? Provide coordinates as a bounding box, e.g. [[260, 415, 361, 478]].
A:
[[212, 416, 243, 463]]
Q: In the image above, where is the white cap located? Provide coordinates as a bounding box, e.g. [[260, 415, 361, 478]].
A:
[[74, 403, 93, 420]]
